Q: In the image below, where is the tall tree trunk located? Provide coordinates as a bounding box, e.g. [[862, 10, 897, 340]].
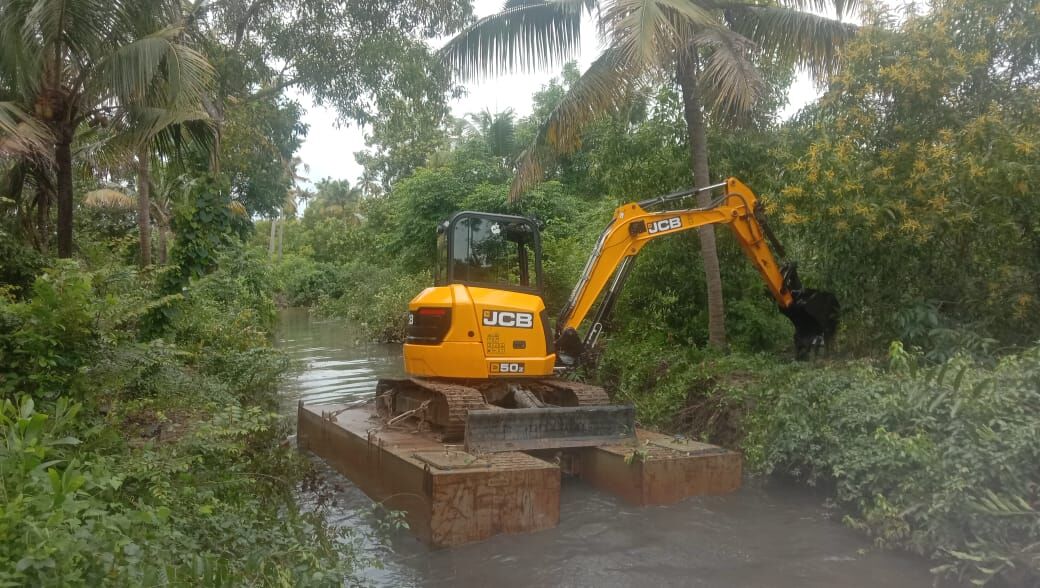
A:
[[268, 216, 278, 257], [277, 213, 285, 259], [137, 149, 152, 267], [55, 135, 74, 258], [678, 49, 727, 348]]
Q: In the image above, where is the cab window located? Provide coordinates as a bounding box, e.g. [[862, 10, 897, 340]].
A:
[[450, 215, 537, 290], [435, 226, 448, 285]]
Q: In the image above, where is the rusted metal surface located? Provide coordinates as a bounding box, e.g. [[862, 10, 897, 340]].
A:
[[298, 401, 741, 547], [464, 405, 636, 453], [576, 430, 742, 506], [646, 436, 731, 455], [298, 402, 559, 547], [413, 450, 489, 470]]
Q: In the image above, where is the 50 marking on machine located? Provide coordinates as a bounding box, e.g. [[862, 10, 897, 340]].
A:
[[647, 217, 682, 234], [482, 310, 534, 328], [490, 362, 526, 374]]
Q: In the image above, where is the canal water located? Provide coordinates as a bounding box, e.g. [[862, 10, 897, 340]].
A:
[[276, 308, 934, 587]]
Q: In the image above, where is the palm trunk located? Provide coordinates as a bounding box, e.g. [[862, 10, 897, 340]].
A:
[[678, 49, 727, 348], [210, 126, 222, 174], [34, 180, 50, 252], [157, 221, 169, 265], [137, 149, 152, 267], [55, 135, 74, 258]]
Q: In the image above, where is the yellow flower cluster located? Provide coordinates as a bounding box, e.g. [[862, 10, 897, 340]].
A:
[[1013, 137, 1036, 156], [928, 194, 949, 212], [900, 218, 922, 234], [1015, 294, 1034, 320]]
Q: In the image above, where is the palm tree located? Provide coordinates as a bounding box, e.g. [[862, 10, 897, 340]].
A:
[[466, 108, 520, 163], [0, 0, 213, 258], [442, 0, 857, 346]]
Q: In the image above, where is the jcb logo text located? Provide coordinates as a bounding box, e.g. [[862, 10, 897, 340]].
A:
[[648, 217, 682, 234], [482, 310, 534, 328]]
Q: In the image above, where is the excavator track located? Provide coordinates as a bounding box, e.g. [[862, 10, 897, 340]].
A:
[[426, 379, 488, 440], [375, 378, 487, 441], [533, 379, 611, 406]]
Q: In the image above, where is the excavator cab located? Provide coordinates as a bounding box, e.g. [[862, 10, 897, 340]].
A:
[[435, 212, 543, 293]]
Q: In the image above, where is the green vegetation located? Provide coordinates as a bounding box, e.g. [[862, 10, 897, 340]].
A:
[[1, 0, 470, 585], [2, 0, 1038, 585], [0, 257, 374, 585], [597, 334, 1040, 586]]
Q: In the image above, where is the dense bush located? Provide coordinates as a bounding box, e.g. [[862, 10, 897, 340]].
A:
[[0, 232, 45, 297], [594, 331, 794, 433], [0, 257, 370, 586], [315, 267, 432, 343], [599, 329, 1040, 586], [745, 345, 1040, 585], [0, 262, 96, 399], [776, 0, 1040, 350]]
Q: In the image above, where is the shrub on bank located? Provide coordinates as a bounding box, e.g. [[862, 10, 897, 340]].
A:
[[599, 332, 1040, 586], [0, 257, 368, 586], [746, 345, 1040, 586], [315, 267, 432, 343]]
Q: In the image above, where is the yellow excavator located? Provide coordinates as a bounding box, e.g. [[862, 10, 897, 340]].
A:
[[375, 178, 838, 452]]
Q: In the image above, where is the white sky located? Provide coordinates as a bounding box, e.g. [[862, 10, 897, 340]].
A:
[[295, 0, 831, 186]]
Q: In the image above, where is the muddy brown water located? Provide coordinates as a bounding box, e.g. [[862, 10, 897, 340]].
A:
[[276, 308, 934, 587]]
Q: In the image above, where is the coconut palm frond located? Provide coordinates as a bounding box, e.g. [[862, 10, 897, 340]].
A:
[[511, 46, 633, 200], [166, 42, 216, 106], [84, 188, 135, 209], [0, 101, 53, 159], [726, 6, 857, 80], [25, 0, 115, 54], [604, 0, 718, 70], [440, 0, 590, 80], [149, 116, 214, 162], [95, 27, 214, 108], [693, 27, 764, 119], [126, 105, 213, 150], [771, 0, 860, 21]]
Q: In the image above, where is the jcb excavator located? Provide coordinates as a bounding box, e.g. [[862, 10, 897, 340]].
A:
[[375, 178, 838, 452]]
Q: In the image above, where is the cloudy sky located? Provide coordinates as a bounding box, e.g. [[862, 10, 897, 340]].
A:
[[294, 0, 829, 187]]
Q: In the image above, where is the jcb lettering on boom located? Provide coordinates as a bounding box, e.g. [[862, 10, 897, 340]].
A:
[[647, 217, 682, 234], [482, 310, 534, 328]]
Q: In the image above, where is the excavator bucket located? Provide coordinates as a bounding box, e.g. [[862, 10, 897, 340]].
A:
[[780, 289, 840, 359], [464, 405, 636, 453]]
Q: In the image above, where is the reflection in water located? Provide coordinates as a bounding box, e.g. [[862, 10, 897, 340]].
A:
[[275, 308, 404, 408], [277, 308, 933, 587]]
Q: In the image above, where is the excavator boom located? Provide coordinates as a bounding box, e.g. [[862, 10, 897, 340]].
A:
[[555, 177, 838, 360]]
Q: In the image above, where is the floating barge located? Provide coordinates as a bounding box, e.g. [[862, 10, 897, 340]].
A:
[[297, 402, 742, 547]]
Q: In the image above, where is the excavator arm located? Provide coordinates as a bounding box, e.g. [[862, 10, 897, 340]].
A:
[[554, 177, 838, 361]]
